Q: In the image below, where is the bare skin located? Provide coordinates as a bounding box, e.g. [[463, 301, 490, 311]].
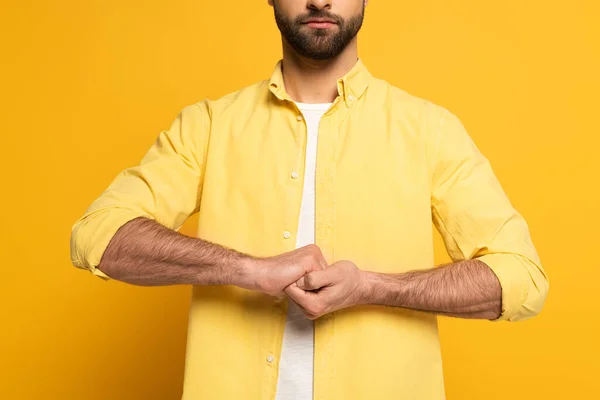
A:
[[268, 0, 368, 103], [98, 217, 326, 298], [99, 0, 503, 321], [286, 259, 503, 320], [266, 0, 503, 320]]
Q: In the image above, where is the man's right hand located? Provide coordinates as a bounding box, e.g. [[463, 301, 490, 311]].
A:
[[237, 244, 328, 298], [89, 217, 328, 289]]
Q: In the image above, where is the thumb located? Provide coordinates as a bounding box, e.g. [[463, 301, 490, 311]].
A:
[[297, 269, 331, 291]]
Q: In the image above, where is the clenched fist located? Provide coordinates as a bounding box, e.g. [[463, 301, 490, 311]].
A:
[[284, 260, 369, 319], [239, 244, 328, 298]]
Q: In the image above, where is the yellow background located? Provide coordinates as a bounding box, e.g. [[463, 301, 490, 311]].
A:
[[1, 0, 598, 398]]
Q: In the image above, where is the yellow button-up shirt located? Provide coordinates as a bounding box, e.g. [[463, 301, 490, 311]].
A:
[[70, 59, 549, 400]]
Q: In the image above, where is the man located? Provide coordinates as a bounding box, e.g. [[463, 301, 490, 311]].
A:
[[70, 0, 549, 399]]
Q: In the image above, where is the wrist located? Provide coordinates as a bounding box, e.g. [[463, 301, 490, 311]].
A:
[[358, 271, 378, 305], [230, 254, 262, 290], [358, 271, 407, 307]]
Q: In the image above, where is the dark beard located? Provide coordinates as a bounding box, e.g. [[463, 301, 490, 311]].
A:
[[273, 3, 365, 60]]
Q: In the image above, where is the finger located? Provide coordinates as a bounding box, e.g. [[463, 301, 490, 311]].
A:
[[285, 282, 314, 303], [296, 269, 333, 291], [285, 284, 321, 319], [286, 294, 308, 313]]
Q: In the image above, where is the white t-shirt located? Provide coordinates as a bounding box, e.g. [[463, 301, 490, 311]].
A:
[[274, 101, 332, 400]]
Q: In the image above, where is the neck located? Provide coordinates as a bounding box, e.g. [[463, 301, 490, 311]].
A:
[[281, 38, 359, 104]]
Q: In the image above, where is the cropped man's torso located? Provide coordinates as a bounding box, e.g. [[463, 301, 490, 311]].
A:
[[69, 57, 548, 399], [181, 60, 446, 400]]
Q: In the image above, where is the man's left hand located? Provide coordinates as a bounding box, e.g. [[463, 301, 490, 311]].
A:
[[284, 260, 370, 320]]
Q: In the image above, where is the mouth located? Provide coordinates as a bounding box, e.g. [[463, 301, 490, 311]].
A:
[[302, 18, 337, 29]]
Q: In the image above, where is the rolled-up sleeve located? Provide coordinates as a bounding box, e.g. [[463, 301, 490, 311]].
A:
[[428, 105, 549, 321], [70, 102, 211, 280]]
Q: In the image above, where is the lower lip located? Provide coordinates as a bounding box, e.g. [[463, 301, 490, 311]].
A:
[[305, 22, 336, 29]]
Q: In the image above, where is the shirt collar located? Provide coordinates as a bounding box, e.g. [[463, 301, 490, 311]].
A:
[[268, 58, 372, 107]]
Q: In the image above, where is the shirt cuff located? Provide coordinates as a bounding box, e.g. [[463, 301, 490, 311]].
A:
[[70, 209, 154, 281], [476, 253, 530, 321]]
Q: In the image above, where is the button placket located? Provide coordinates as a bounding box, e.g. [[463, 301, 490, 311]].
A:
[[282, 105, 306, 249], [313, 107, 348, 400]]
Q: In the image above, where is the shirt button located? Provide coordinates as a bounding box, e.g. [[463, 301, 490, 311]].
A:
[[283, 231, 291, 239], [291, 171, 299, 179], [297, 115, 303, 121], [267, 355, 274, 363], [348, 95, 354, 101]]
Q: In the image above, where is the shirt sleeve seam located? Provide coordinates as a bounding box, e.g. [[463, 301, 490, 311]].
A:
[[431, 202, 467, 261], [191, 101, 213, 215], [429, 105, 448, 203]]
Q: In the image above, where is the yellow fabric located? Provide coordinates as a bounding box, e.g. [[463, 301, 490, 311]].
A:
[[70, 59, 549, 399]]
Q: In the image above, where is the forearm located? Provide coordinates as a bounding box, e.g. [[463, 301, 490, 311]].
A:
[[98, 217, 254, 286], [362, 259, 502, 320]]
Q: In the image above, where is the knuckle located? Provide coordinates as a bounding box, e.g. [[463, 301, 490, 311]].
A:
[[307, 303, 324, 316], [314, 245, 325, 258], [306, 243, 319, 252], [307, 244, 323, 258], [302, 307, 318, 319], [310, 253, 324, 266]]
